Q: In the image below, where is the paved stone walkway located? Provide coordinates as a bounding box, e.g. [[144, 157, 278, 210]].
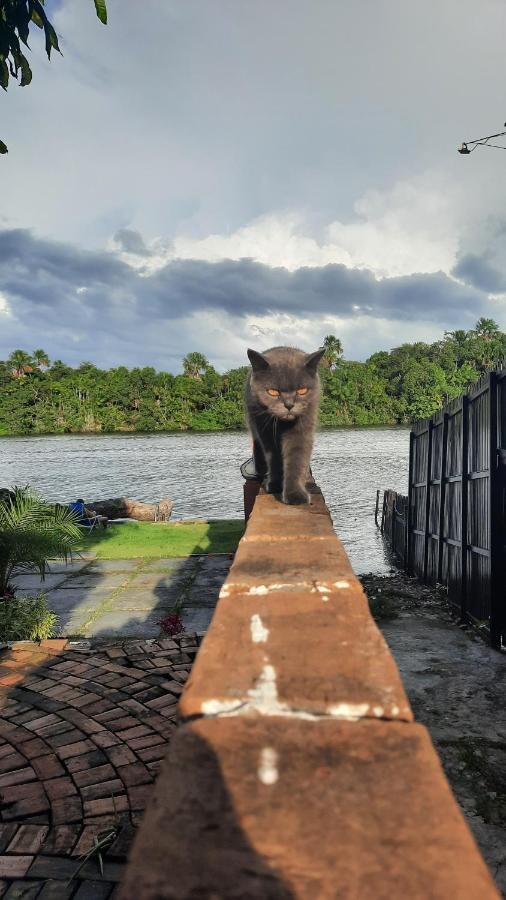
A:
[[0, 635, 202, 898], [13, 556, 232, 639]]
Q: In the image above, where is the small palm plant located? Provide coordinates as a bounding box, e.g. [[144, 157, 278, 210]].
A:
[[0, 487, 83, 600]]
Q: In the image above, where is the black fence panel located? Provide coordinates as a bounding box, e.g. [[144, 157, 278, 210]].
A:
[[382, 366, 506, 649]]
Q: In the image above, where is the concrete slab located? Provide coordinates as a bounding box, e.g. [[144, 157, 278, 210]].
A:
[[47, 558, 94, 574], [85, 559, 145, 574], [87, 610, 163, 639], [59, 574, 129, 591], [108, 589, 175, 613], [47, 587, 117, 612], [181, 607, 216, 632], [143, 558, 200, 574], [184, 557, 231, 607]]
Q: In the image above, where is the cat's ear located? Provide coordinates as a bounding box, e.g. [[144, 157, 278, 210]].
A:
[[247, 349, 270, 372], [305, 348, 326, 373]]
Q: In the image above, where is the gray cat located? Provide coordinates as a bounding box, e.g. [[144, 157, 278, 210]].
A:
[[245, 345, 325, 505]]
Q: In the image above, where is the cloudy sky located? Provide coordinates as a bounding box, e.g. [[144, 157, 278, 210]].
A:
[[2, 0, 506, 372]]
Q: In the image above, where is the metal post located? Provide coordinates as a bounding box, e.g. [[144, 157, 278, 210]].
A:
[[406, 431, 414, 575], [374, 489, 381, 529], [423, 421, 434, 582], [437, 413, 449, 584], [460, 395, 469, 622]]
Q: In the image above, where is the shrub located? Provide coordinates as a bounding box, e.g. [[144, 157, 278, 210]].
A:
[[0, 594, 58, 642], [0, 486, 82, 598]]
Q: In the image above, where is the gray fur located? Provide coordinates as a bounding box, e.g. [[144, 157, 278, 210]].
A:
[[245, 345, 325, 505]]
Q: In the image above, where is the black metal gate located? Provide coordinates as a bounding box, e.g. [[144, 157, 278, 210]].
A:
[[406, 370, 506, 647]]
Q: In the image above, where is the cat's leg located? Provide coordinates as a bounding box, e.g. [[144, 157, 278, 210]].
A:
[[281, 424, 312, 505], [252, 438, 267, 480], [257, 424, 283, 493]]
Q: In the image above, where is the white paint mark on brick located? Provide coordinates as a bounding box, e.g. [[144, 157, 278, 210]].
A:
[[334, 580, 350, 589], [201, 698, 242, 715], [327, 702, 370, 719], [258, 747, 279, 785], [391, 705, 400, 716], [250, 614, 269, 643], [373, 706, 384, 717], [219, 587, 230, 598], [247, 585, 270, 595]]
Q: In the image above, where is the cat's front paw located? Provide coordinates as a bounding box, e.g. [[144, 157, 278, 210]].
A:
[[282, 486, 310, 505]]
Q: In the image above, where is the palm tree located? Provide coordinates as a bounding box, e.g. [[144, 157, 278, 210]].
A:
[[8, 349, 34, 378], [474, 318, 500, 340], [322, 335, 343, 370], [182, 352, 210, 380], [33, 349, 50, 368], [0, 487, 82, 598]]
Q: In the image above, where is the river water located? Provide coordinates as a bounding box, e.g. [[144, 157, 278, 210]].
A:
[[0, 428, 409, 574]]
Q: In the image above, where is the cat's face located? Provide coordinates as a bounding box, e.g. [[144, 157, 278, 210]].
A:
[[247, 346, 325, 421]]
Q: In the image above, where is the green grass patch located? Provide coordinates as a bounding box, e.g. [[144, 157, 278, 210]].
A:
[[78, 519, 244, 558]]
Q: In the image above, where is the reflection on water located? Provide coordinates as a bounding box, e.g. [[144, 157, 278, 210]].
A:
[[0, 428, 409, 574]]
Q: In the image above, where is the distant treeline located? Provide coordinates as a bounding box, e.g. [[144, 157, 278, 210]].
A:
[[1, 319, 505, 435]]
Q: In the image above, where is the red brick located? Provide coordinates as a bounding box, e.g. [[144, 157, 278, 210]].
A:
[[51, 796, 82, 825], [40, 639, 68, 653], [0, 766, 35, 787], [6, 824, 49, 853], [83, 795, 128, 818], [114, 725, 152, 742], [31, 755, 65, 781], [127, 784, 153, 810], [66, 750, 107, 773], [116, 762, 152, 787], [81, 778, 124, 800], [17, 738, 51, 759], [57, 739, 95, 760], [108, 716, 140, 732], [128, 734, 165, 751], [0, 671, 24, 687], [44, 777, 77, 800], [90, 731, 121, 749], [105, 746, 136, 767], [0, 779, 45, 803], [0, 856, 34, 879], [136, 745, 167, 763], [73, 764, 116, 788], [39, 825, 80, 855]]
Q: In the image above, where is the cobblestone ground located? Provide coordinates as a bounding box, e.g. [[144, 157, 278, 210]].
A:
[[0, 635, 202, 898]]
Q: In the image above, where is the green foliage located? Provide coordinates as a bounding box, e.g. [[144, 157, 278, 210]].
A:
[[0, 0, 107, 153], [0, 486, 82, 597], [0, 320, 504, 436], [0, 593, 58, 640]]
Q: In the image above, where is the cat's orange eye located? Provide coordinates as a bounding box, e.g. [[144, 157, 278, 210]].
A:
[[267, 389, 280, 397], [296, 387, 309, 395]]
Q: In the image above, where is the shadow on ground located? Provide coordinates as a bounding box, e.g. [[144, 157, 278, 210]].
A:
[[13, 522, 236, 641]]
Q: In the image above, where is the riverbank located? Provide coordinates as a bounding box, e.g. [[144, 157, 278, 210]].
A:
[[361, 571, 506, 893]]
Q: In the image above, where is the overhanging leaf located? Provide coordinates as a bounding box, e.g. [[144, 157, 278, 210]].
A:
[[94, 0, 108, 25], [0, 139, 8, 154]]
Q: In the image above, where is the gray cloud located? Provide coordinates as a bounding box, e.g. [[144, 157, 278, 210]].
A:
[[452, 253, 506, 293], [113, 229, 151, 257], [0, 228, 492, 370]]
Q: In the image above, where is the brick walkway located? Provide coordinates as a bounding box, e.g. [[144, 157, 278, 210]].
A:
[[0, 635, 201, 897]]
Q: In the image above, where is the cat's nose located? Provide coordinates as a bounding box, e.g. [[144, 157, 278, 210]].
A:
[[284, 399, 295, 410]]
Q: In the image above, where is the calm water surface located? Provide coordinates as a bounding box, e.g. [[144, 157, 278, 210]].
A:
[[0, 429, 409, 574]]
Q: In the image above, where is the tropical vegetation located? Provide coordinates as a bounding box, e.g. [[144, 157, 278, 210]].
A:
[[0, 319, 505, 435], [0, 486, 82, 598]]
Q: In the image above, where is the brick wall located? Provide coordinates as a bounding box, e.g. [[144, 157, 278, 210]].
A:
[[118, 482, 498, 899]]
